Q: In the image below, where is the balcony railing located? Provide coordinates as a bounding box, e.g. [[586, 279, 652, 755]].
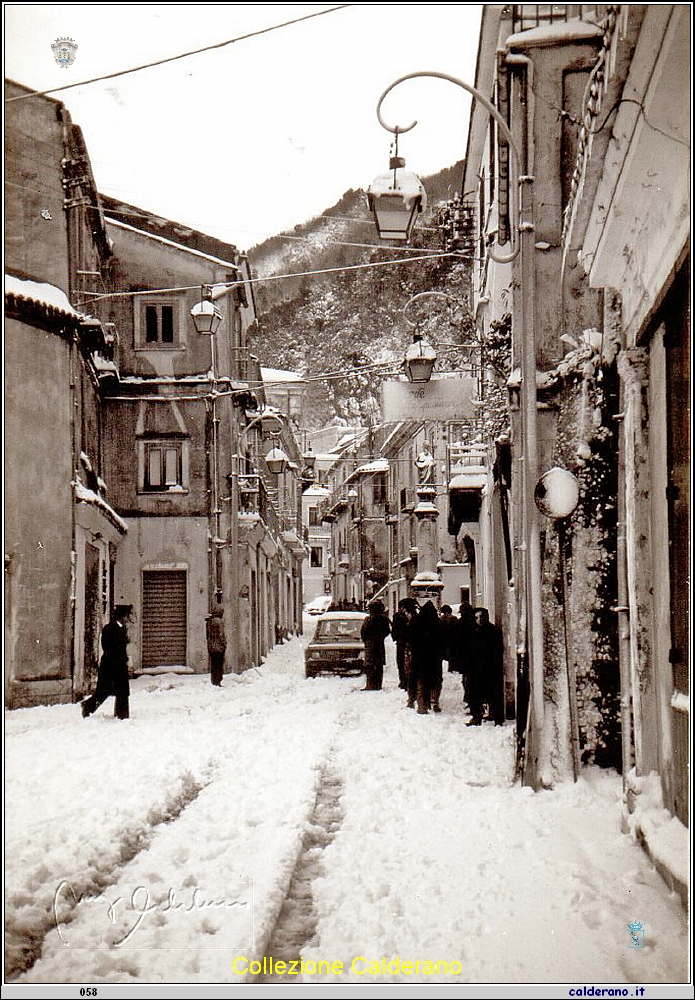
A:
[[507, 5, 611, 33], [448, 443, 487, 477]]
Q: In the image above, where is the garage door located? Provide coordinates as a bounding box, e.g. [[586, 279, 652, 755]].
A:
[[142, 570, 187, 667]]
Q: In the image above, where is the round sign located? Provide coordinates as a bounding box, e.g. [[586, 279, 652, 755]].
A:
[[534, 467, 580, 519]]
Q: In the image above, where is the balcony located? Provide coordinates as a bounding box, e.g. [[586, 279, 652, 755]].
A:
[[508, 5, 611, 34]]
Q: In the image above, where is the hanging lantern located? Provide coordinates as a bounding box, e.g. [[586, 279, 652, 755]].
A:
[[190, 285, 222, 335], [404, 332, 437, 383], [367, 157, 427, 243], [265, 446, 289, 475]]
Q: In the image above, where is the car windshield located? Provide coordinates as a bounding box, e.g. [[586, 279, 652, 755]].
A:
[[314, 619, 363, 640]]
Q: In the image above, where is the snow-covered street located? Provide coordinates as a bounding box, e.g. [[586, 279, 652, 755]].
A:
[[4, 626, 689, 995]]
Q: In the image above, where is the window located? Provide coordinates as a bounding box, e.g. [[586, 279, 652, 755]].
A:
[[145, 304, 174, 343], [309, 506, 320, 527], [135, 297, 184, 349], [372, 474, 387, 505], [310, 546, 323, 568], [139, 439, 188, 493]]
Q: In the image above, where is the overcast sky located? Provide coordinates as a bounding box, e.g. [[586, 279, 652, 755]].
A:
[[5, 4, 483, 252]]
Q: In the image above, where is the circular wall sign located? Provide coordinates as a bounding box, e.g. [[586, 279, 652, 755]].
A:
[[534, 467, 580, 519]]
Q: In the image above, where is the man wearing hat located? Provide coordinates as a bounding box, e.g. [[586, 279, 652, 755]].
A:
[[81, 604, 133, 720]]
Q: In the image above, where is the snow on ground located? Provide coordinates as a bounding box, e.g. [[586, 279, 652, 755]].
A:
[[4, 624, 690, 995]]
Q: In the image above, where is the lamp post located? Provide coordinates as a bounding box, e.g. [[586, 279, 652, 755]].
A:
[[190, 286, 224, 607], [371, 71, 544, 787], [191, 282, 291, 671]]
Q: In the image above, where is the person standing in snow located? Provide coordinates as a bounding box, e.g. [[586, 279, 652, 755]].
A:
[[81, 604, 133, 720], [360, 599, 391, 691], [450, 600, 476, 708], [206, 606, 227, 686], [391, 598, 415, 691], [467, 607, 505, 726], [408, 600, 445, 714]]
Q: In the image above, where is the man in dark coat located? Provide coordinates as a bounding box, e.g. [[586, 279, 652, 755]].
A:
[[206, 606, 227, 686], [81, 604, 132, 719], [467, 607, 505, 726], [360, 600, 391, 690], [391, 599, 415, 691], [451, 600, 476, 708], [409, 600, 444, 714]]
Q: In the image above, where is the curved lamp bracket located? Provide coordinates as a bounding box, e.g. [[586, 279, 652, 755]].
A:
[[403, 290, 466, 329], [376, 71, 522, 262]]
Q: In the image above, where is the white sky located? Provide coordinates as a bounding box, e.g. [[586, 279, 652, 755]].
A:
[[5, 4, 483, 252]]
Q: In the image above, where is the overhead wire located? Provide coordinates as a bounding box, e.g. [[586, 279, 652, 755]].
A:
[[74, 250, 467, 308], [5, 6, 352, 103]]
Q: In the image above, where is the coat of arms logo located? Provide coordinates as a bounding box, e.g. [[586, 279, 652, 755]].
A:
[[51, 38, 78, 69], [628, 920, 645, 949]]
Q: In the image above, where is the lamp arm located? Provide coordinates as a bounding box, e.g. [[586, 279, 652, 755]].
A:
[[376, 71, 521, 262], [239, 410, 286, 441]]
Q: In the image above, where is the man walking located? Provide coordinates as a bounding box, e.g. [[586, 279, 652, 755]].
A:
[[81, 604, 133, 719]]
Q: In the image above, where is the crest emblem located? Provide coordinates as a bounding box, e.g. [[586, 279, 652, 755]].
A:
[[52, 38, 78, 69], [627, 920, 645, 949]]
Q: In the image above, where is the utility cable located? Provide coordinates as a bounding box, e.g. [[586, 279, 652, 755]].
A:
[[5, 6, 352, 103]]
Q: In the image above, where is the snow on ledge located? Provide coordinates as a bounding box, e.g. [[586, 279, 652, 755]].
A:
[[73, 478, 128, 534], [506, 20, 603, 50], [624, 769, 689, 897]]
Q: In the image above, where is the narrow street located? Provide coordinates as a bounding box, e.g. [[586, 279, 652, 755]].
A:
[[5, 624, 688, 988]]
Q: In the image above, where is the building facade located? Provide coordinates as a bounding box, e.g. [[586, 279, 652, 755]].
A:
[[5, 81, 126, 707], [5, 83, 307, 703], [461, 4, 688, 891]]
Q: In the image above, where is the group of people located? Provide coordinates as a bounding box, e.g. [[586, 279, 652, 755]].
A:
[[82, 597, 504, 723], [362, 596, 505, 722]]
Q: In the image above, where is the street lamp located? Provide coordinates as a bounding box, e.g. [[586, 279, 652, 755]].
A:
[[404, 332, 437, 383], [191, 285, 225, 605], [366, 139, 428, 243], [371, 71, 545, 789], [371, 71, 521, 263], [190, 285, 223, 335], [401, 291, 480, 384]]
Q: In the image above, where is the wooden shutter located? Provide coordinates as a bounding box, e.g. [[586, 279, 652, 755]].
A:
[[142, 570, 187, 667]]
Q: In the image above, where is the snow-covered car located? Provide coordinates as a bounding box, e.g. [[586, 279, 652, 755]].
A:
[[304, 595, 332, 616], [305, 611, 367, 678]]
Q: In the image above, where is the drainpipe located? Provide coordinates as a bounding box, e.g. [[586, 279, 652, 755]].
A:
[[62, 113, 79, 700], [505, 52, 545, 789], [614, 394, 634, 783]]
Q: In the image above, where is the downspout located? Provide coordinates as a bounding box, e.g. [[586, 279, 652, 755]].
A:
[[614, 397, 634, 782], [504, 52, 545, 789], [62, 113, 79, 700]]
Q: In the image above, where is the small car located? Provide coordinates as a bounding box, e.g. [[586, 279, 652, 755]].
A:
[[304, 595, 332, 616], [305, 611, 367, 678]]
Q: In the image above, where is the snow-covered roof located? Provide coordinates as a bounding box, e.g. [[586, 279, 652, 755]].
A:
[[449, 473, 487, 490], [105, 218, 239, 269], [303, 485, 331, 497], [5, 274, 79, 317], [261, 368, 306, 384], [354, 459, 389, 475]]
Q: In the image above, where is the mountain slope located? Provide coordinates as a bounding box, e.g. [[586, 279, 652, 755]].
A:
[[247, 162, 473, 427]]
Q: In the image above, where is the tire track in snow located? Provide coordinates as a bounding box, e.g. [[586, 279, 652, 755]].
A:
[[5, 768, 209, 981], [257, 758, 344, 983]]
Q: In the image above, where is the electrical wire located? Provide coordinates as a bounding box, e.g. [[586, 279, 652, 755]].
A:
[[74, 251, 464, 307], [5, 6, 352, 103]]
